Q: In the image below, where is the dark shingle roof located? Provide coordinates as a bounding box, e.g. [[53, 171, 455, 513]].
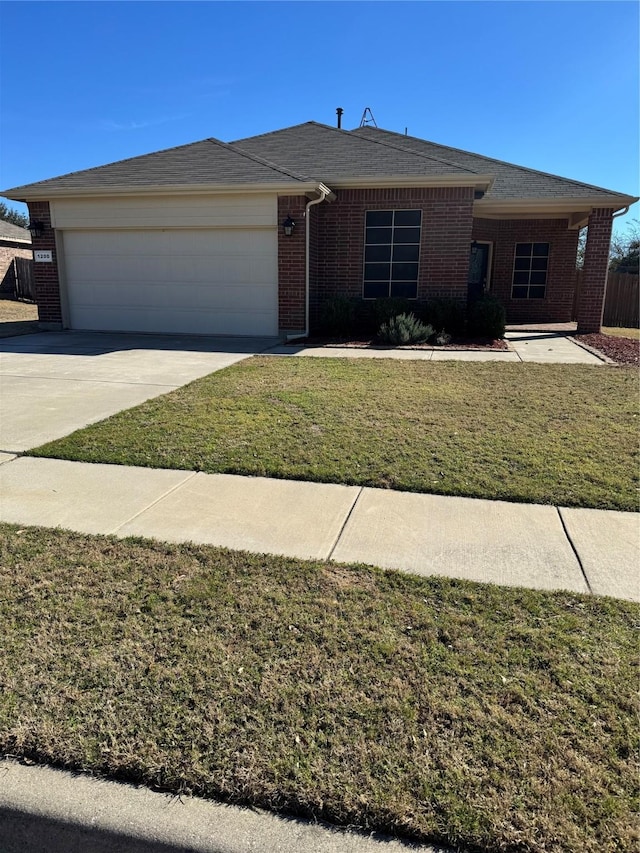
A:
[[4, 137, 308, 196], [351, 126, 627, 200], [3, 120, 635, 205], [232, 122, 479, 181]]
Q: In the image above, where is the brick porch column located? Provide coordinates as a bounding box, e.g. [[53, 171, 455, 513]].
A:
[[576, 208, 614, 334]]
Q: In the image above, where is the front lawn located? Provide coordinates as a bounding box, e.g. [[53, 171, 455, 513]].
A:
[[31, 358, 639, 511], [1, 524, 637, 853]]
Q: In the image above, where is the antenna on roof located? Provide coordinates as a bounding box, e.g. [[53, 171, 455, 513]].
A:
[[359, 107, 377, 128]]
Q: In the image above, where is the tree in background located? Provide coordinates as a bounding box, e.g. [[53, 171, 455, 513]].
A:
[[609, 219, 639, 274], [576, 218, 639, 274], [0, 199, 29, 229]]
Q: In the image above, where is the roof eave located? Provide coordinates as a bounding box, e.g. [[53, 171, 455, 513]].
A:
[[324, 174, 494, 190], [476, 194, 638, 214], [1, 181, 322, 201]]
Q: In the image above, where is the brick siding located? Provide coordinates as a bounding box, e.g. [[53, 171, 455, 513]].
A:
[[310, 187, 474, 327], [277, 195, 307, 333], [576, 208, 614, 334], [26, 201, 63, 325], [472, 218, 579, 323]]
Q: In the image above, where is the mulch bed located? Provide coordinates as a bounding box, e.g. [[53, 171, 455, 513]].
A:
[[574, 333, 640, 366], [286, 336, 509, 351]]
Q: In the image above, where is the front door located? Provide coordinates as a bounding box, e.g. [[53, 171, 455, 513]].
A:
[[468, 242, 491, 301]]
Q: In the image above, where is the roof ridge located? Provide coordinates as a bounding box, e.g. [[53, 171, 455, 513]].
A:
[[207, 136, 309, 182], [354, 126, 624, 196], [231, 121, 321, 145], [346, 127, 481, 175], [232, 120, 478, 176]]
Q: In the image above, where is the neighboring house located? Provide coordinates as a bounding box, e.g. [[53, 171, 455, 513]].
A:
[[2, 121, 637, 336], [0, 220, 32, 295]]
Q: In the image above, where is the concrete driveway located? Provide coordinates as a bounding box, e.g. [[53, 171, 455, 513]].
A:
[[0, 331, 276, 453]]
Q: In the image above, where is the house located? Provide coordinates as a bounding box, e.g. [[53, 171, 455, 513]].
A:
[[0, 220, 32, 296], [3, 120, 636, 337]]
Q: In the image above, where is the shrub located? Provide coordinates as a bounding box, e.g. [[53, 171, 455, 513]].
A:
[[422, 298, 467, 337], [373, 298, 415, 327], [318, 296, 357, 336], [377, 313, 434, 346], [434, 329, 452, 346], [467, 295, 506, 339]]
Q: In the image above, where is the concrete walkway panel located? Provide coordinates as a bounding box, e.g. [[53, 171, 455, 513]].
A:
[[267, 344, 435, 360], [333, 489, 588, 593], [0, 759, 441, 853], [117, 472, 361, 560], [505, 332, 604, 364], [0, 457, 194, 535], [559, 507, 640, 601]]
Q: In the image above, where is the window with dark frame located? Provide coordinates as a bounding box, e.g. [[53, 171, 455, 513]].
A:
[[363, 209, 421, 299], [511, 242, 549, 299]]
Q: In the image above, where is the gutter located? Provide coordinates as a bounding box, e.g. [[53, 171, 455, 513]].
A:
[[287, 183, 332, 342]]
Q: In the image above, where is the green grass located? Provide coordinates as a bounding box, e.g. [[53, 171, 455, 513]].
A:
[[31, 358, 639, 511], [602, 327, 640, 341], [1, 523, 637, 853]]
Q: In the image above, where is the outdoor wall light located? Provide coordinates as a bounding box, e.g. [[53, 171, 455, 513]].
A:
[[282, 215, 295, 237], [27, 221, 44, 239]]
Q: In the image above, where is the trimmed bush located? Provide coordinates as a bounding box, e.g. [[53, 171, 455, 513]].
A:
[[422, 298, 467, 337], [318, 296, 357, 336], [378, 313, 434, 346], [467, 295, 506, 339]]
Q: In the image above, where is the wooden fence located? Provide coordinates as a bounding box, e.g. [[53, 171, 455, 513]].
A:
[[573, 271, 639, 328], [13, 257, 35, 302]]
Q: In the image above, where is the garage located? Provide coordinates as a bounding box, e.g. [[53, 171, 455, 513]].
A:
[[38, 191, 280, 337], [61, 227, 278, 336]]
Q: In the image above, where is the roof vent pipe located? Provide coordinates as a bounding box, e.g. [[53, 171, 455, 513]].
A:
[[336, 107, 343, 129]]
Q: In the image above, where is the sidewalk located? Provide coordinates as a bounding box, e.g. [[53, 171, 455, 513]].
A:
[[0, 758, 444, 853], [1, 455, 637, 601], [264, 331, 607, 365]]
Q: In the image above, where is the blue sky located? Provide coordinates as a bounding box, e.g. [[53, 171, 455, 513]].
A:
[[1, 1, 638, 233]]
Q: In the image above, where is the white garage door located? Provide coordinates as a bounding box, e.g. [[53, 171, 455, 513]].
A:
[[62, 229, 278, 336]]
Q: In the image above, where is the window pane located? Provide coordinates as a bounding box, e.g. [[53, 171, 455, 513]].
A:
[[511, 286, 529, 299], [390, 281, 418, 298], [366, 227, 392, 244], [392, 262, 419, 281], [513, 271, 530, 285], [393, 210, 421, 227], [366, 211, 393, 227], [533, 243, 549, 256], [514, 257, 531, 271], [531, 257, 548, 271], [364, 280, 389, 299], [364, 263, 391, 281], [530, 271, 547, 285], [392, 244, 419, 262], [529, 286, 546, 299], [365, 245, 391, 262], [515, 243, 532, 257], [393, 227, 421, 244]]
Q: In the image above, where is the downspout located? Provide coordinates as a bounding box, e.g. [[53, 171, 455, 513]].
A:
[[287, 183, 331, 341], [612, 205, 630, 220]]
